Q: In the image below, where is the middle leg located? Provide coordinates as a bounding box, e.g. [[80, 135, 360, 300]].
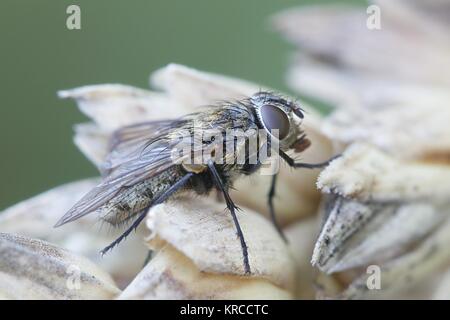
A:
[[207, 160, 251, 274]]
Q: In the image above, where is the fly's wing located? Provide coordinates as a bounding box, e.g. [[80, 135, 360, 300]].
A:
[[54, 119, 190, 227], [101, 120, 188, 176]]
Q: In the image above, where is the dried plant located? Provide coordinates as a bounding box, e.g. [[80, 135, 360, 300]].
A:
[[1, 0, 449, 300], [274, 0, 450, 299]]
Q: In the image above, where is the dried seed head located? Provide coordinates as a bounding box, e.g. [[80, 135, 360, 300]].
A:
[[119, 196, 297, 299], [0, 180, 148, 287], [0, 233, 120, 299]]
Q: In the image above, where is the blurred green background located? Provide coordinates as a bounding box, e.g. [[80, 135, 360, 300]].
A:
[[0, 0, 360, 209]]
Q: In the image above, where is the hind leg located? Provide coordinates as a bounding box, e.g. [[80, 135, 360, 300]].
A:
[[101, 172, 194, 255]]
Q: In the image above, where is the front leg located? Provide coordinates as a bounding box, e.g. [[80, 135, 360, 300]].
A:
[[267, 173, 288, 243], [207, 160, 251, 274], [267, 149, 337, 244], [279, 150, 339, 169]]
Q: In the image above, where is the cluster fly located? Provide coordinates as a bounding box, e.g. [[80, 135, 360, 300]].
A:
[[55, 92, 336, 274]]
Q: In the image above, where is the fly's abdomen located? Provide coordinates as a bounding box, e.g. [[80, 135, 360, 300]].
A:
[[98, 166, 183, 226]]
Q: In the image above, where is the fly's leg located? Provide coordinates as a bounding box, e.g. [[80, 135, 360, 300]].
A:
[[100, 207, 148, 255], [142, 250, 153, 267], [250, 140, 287, 242], [100, 172, 194, 255], [269, 151, 339, 242], [216, 189, 224, 203], [279, 150, 340, 169], [267, 173, 287, 243], [207, 160, 251, 275], [248, 141, 287, 242]]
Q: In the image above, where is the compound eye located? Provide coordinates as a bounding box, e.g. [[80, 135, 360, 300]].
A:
[[293, 108, 304, 119], [260, 105, 290, 140]]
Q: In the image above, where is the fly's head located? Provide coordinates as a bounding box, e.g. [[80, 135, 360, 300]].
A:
[[250, 91, 310, 153]]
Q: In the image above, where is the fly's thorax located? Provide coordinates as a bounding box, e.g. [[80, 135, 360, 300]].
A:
[[169, 105, 261, 168]]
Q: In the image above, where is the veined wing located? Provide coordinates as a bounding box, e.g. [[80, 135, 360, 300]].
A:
[[55, 119, 190, 227], [101, 119, 188, 175]]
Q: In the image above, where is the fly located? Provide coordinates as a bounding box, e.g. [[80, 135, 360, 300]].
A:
[[55, 91, 337, 274]]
